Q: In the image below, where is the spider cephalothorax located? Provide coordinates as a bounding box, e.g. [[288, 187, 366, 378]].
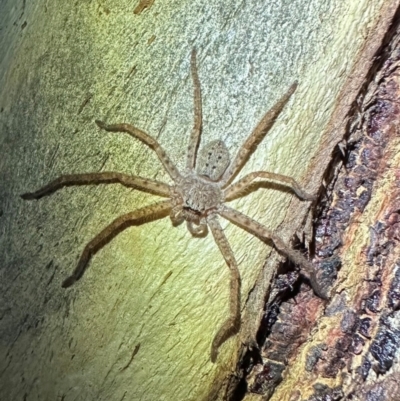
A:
[[172, 173, 222, 225], [22, 49, 324, 362]]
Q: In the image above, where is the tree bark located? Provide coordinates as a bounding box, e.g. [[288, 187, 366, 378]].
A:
[[241, 13, 400, 401], [0, 0, 398, 400]]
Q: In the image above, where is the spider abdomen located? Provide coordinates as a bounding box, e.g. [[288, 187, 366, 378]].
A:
[[196, 140, 230, 181]]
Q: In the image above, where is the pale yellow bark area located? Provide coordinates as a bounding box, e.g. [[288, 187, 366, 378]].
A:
[[0, 0, 396, 400]]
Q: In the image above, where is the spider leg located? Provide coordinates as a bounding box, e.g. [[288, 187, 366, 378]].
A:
[[220, 82, 297, 187], [61, 200, 171, 288], [95, 120, 181, 181], [224, 171, 315, 202], [21, 172, 171, 200], [207, 214, 241, 362], [186, 48, 203, 171], [219, 205, 328, 300]]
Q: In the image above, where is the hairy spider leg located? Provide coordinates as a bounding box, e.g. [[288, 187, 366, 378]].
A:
[[219, 205, 327, 300], [207, 214, 241, 362], [21, 172, 171, 200], [95, 120, 181, 182], [224, 170, 315, 202], [61, 200, 172, 288], [186, 48, 203, 171], [220, 82, 298, 187]]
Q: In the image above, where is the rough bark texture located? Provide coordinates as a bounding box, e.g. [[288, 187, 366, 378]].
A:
[[241, 13, 400, 401], [0, 0, 398, 400]]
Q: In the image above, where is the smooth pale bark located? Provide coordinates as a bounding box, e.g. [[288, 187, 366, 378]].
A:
[[0, 1, 398, 400]]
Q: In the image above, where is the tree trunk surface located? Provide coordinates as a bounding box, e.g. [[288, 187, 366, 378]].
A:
[[0, 1, 398, 400], [242, 16, 400, 401]]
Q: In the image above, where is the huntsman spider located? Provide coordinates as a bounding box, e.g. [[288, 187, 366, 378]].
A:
[[22, 49, 323, 362]]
